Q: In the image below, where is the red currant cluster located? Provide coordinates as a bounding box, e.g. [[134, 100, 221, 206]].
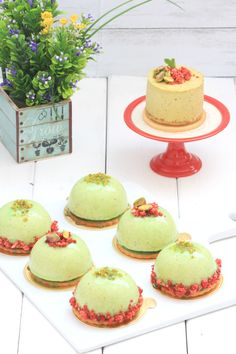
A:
[[131, 202, 163, 217], [169, 66, 192, 84]]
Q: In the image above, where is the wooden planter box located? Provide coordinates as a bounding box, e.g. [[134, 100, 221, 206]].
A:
[[0, 88, 72, 163]]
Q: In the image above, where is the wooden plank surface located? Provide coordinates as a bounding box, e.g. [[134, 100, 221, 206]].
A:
[[57, 0, 236, 77], [95, 29, 236, 77], [0, 128, 35, 354], [1, 76, 236, 354]]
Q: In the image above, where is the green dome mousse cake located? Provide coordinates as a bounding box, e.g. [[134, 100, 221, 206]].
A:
[[28, 223, 93, 288], [70, 267, 143, 327], [151, 240, 222, 299], [116, 198, 177, 259], [66, 173, 128, 228], [0, 199, 51, 255]]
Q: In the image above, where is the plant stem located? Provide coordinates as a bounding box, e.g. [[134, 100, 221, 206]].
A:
[[84, 0, 137, 34], [87, 0, 152, 39], [166, 0, 183, 10], [2, 67, 6, 80]]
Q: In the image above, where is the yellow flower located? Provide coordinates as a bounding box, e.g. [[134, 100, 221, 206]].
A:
[[42, 17, 54, 27], [41, 28, 49, 34], [70, 14, 79, 23], [60, 17, 68, 26], [76, 23, 86, 30], [41, 11, 53, 20]]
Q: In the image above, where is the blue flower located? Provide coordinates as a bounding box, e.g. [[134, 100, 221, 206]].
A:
[[0, 79, 13, 88], [9, 28, 19, 36], [85, 13, 94, 21], [28, 0, 33, 7], [29, 40, 38, 52], [6, 67, 17, 76]]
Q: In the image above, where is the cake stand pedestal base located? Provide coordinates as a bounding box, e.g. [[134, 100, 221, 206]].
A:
[[150, 142, 202, 178]]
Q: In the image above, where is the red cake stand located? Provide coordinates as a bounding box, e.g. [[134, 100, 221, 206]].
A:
[[124, 95, 230, 178]]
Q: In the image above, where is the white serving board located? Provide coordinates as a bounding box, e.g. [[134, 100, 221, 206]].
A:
[[0, 184, 236, 354]]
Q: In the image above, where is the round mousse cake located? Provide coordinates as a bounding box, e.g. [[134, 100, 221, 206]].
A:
[[70, 267, 143, 327], [151, 240, 222, 299], [0, 199, 51, 255], [66, 172, 128, 228], [144, 58, 204, 131], [116, 198, 177, 259], [28, 223, 92, 288]]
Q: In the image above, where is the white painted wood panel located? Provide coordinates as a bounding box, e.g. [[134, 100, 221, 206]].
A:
[[187, 305, 236, 354], [17, 78, 106, 354], [0, 272, 22, 354], [59, 0, 236, 28], [0, 123, 35, 354], [91, 29, 236, 77], [175, 78, 236, 353], [57, 0, 236, 77], [104, 322, 187, 354]]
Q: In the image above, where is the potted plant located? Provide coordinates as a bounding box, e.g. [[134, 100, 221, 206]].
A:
[[0, 0, 181, 162]]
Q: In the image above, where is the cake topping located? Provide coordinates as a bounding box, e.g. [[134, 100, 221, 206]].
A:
[[132, 198, 163, 217], [153, 58, 192, 85], [94, 267, 123, 280], [45, 221, 76, 247], [84, 173, 111, 186], [173, 241, 197, 254], [11, 200, 33, 221]]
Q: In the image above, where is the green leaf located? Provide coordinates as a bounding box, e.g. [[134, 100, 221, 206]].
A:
[[164, 58, 176, 68]]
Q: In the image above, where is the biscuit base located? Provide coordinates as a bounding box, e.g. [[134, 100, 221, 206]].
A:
[[143, 109, 206, 132], [113, 237, 159, 260], [0, 244, 30, 256], [72, 307, 140, 328], [64, 207, 123, 229], [24, 265, 81, 290], [156, 275, 223, 300], [72, 297, 156, 328]]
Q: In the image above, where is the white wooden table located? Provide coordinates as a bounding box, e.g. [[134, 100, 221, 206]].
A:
[[1, 76, 236, 354]]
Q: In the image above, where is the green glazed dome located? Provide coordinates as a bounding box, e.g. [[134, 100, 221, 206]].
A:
[[29, 234, 92, 281], [154, 241, 217, 286], [116, 206, 177, 252], [68, 173, 128, 221], [74, 267, 139, 315], [0, 200, 51, 244]]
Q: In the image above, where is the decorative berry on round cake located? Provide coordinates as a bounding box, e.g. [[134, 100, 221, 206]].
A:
[[70, 267, 143, 327], [151, 240, 222, 298], [0, 200, 51, 255], [65, 172, 128, 228], [144, 58, 205, 131], [28, 222, 93, 288], [115, 198, 177, 259]]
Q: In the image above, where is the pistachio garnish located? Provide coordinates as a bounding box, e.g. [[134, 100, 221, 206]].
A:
[[164, 76, 174, 83], [11, 199, 33, 219], [84, 172, 111, 186], [174, 241, 196, 254], [155, 70, 166, 82], [94, 267, 123, 280], [133, 197, 146, 208], [62, 230, 70, 239], [46, 233, 60, 243], [138, 204, 153, 211]]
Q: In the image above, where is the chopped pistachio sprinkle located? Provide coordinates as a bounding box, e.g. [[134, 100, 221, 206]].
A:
[[11, 199, 33, 218], [173, 241, 197, 254], [84, 173, 111, 186], [94, 267, 123, 280]]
